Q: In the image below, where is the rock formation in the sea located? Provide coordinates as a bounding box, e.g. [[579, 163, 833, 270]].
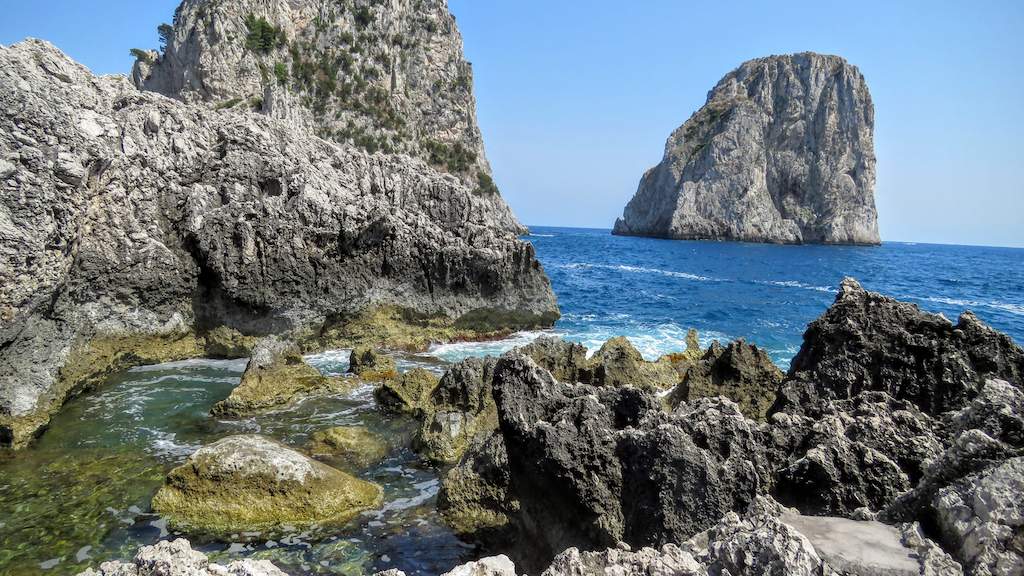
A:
[[0, 32, 557, 448], [77, 538, 287, 576], [438, 281, 1022, 574], [132, 0, 495, 189], [613, 52, 880, 245], [307, 425, 390, 470], [152, 434, 382, 535]]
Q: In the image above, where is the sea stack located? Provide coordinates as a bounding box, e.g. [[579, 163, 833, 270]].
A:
[[614, 52, 880, 245], [0, 0, 558, 448]]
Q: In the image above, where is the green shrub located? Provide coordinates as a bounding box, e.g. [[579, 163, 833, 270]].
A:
[[273, 62, 288, 85], [245, 14, 285, 53], [215, 97, 243, 110], [423, 140, 476, 173], [129, 48, 154, 64], [157, 23, 174, 51], [354, 7, 373, 28], [475, 172, 499, 195]]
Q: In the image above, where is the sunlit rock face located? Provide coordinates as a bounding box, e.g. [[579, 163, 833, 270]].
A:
[[615, 52, 880, 245]]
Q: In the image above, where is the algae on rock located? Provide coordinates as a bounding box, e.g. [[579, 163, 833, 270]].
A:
[[349, 347, 399, 382], [307, 426, 390, 471], [375, 368, 440, 415], [151, 435, 383, 536]]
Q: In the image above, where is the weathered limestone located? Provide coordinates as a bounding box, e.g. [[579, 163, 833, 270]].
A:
[[76, 538, 287, 576], [375, 368, 440, 414], [151, 435, 382, 536], [348, 347, 398, 381], [667, 338, 783, 420], [0, 36, 557, 448], [614, 52, 879, 245]]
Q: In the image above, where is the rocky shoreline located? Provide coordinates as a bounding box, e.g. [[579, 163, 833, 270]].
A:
[[72, 278, 1024, 575]]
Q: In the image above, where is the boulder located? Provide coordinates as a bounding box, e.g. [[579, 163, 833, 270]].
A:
[[543, 544, 705, 576], [151, 435, 382, 536], [306, 426, 389, 470], [666, 338, 783, 420], [203, 326, 259, 359], [211, 337, 354, 417], [375, 368, 439, 414], [415, 357, 499, 463], [933, 456, 1024, 575], [491, 354, 764, 564], [787, 278, 1024, 415], [349, 347, 398, 381], [437, 432, 519, 536], [76, 538, 287, 576]]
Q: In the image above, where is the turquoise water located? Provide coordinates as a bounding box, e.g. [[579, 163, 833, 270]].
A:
[[1, 227, 1022, 574]]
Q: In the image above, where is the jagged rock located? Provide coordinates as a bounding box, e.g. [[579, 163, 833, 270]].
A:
[[375, 368, 439, 414], [204, 326, 259, 358], [945, 379, 1024, 447], [134, 0, 499, 188], [614, 52, 879, 245], [773, 392, 944, 516], [543, 543, 705, 576], [211, 337, 354, 416], [657, 328, 704, 377], [415, 356, 499, 463], [151, 434, 382, 536], [491, 354, 763, 565], [518, 335, 682, 390], [348, 347, 398, 381], [375, 556, 516, 576], [666, 338, 783, 420], [0, 37, 557, 448], [900, 523, 966, 576], [786, 278, 1024, 416], [306, 425, 389, 470], [933, 456, 1024, 575], [698, 511, 826, 576], [76, 538, 288, 576], [437, 432, 519, 536]]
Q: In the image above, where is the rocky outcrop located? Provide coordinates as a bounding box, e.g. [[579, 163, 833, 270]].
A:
[[614, 52, 879, 245], [375, 368, 439, 414], [211, 337, 354, 416], [151, 434, 382, 536], [0, 37, 557, 448], [786, 278, 1024, 415], [489, 354, 765, 565], [519, 335, 684, 391], [349, 347, 398, 381], [133, 0, 498, 189], [76, 538, 287, 576], [306, 425, 389, 470], [415, 356, 499, 463], [437, 431, 519, 536], [666, 338, 783, 420]]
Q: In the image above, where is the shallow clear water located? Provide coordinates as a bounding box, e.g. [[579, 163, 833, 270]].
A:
[[1, 227, 1022, 574]]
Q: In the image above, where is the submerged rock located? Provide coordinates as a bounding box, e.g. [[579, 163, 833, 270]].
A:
[[786, 278, 1024, 415], [76, 538, 287, 576], [614, 52, 879, 245], [307, 426, 389, 471], [375, 368, 440, 415], [211, 337, 353, 417], [151, 434, 382, 536], [666, 338, 783, 420]]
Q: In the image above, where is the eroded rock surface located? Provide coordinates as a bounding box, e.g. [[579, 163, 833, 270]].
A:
[[519, 335, 684, 391], [307, 425, 389, 470], [151, 434, 382, 536], [77, 538, 288, 576], [666, 338, 783, 420], [614, 52, 879, 245], [0, 37, 557, 447]]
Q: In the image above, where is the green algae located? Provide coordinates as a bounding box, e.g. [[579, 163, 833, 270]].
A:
[[307, 426, 390, 470]]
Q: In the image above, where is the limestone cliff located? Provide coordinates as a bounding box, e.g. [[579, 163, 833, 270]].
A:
[[614, 52, 880, 245], [132, 0, 496, 190], [0, 39, 557, 448]]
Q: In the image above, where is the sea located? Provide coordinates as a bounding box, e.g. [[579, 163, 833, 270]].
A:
[[1, 226, 1021, 575]]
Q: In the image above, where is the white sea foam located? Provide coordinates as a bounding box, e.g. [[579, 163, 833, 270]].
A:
[[128, 357, 249, 373], [426, 330, 555, 362], [755, 279, 835, 293], [915, 296, 1024, 317], [559, 262, 715, 282], [140, 428, 202, 459], [529, 233, 556, 237]]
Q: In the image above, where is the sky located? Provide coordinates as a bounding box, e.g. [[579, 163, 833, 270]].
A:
[[1, 1, 1022, 247]]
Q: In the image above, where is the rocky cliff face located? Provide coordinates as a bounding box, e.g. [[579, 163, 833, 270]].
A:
[[133, 0, 496, 189], [614, 52, 880, 245], [0, 38, 557, 448]]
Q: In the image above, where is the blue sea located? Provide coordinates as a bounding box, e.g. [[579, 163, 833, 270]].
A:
[[433, 226, 1024, 368]]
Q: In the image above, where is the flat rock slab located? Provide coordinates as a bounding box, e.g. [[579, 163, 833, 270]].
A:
[[782, 513, 919, 576]]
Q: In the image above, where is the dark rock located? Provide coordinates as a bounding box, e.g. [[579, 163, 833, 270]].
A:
[[348, 347, 398, 381], [518, 335, 682, 391], [786, 278, 1024, 416], [667, 338, 784, 420], [375, 368, 439, 415], [415, 357, 499, 463]]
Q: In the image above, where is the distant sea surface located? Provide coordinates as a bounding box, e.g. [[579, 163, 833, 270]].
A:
[[434, 226, 1024, 368]]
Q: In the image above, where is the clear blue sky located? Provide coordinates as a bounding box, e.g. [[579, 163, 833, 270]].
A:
[[2, 1, 1022, 247]]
